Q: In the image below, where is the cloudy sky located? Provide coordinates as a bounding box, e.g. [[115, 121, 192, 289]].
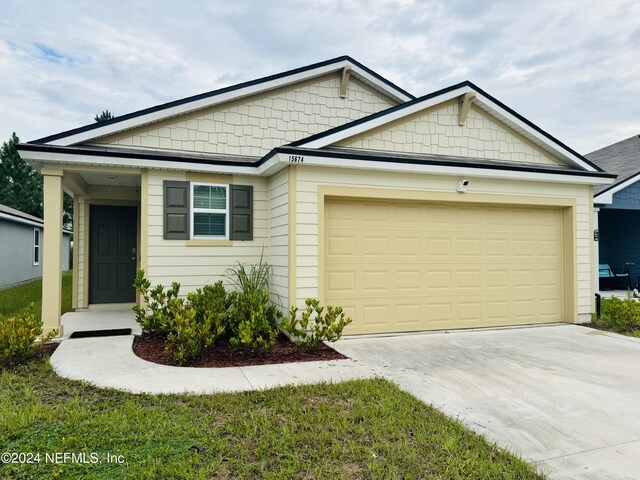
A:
[[1, 0, 638, 154]]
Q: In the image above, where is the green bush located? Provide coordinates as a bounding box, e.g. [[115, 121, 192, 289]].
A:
[[187, 282, 230, 333], [226, 258, 282, 353], [132, 271, 228, 364], [132, 270, 180, 335], [0, 304, 57, 367], [596, 296, 640, 334], [228, 290, 281, 352], [282, 298, 353, 349]]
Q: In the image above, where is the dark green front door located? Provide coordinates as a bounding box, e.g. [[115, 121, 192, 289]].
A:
[[89, 205, 137, 304]]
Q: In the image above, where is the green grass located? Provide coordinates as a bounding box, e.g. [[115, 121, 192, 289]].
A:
[[0, 360, 544, 479], [0, 271, 72, 319]]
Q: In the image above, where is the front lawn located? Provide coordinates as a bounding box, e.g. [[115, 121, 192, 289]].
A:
[[0, 359, 544, 479], [0, 271, 73, 319]]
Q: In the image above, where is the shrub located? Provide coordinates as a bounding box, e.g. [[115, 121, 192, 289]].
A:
[[132, 271, 228, 364], [282, 298, 353, 349], [226, 258, 281, 353], [225, 255, 271, 297], [188, 282, 230, 332], [132, 269, 180, 335], [0, 304, 57, 367], [228, 290, 281, 353], [596, 296, 640, 334]]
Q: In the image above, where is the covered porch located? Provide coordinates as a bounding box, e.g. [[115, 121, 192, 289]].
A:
[[20, 153, 145, 336], [60, 303, 140, 338], [597, 206, 640, 292]]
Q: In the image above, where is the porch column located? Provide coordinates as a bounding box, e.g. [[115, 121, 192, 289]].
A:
[[42, 169, 64, 336], [594, 208, 600, 296]]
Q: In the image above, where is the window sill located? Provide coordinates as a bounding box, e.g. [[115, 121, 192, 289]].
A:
[[186, 239, 233, 247]]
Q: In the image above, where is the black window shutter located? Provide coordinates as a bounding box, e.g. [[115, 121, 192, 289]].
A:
[[230, 185, 253, 241], [163, 181, 190, 239]]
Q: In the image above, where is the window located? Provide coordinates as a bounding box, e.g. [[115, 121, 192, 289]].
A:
[[33, 228, 40, 266], [191, 183, 229, 239]]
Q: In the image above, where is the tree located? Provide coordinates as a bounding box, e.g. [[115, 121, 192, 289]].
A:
[[0, 133, 73, 228], [0, 133, 43, 218], [94, 110, 113, 123]]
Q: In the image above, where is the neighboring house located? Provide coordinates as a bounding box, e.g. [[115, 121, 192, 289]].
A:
[[0, 203, 72, 289], [17, 56, 614, 336], [586, 134, 640, 289]]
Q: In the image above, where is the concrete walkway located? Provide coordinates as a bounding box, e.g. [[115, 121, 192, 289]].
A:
[[332, 324, 640, 480], [51, 308, 374, 394]]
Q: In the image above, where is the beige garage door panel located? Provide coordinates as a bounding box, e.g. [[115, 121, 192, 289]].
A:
[[325, 198, 564, 334]]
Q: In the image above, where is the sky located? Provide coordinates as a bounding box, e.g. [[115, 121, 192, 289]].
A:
[[1, 0, 638, 154]]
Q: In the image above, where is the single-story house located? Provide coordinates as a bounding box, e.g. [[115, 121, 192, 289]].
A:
[[17, 56, 615, 336], [0, 203, 72, 289], [586, 134, 640, 289]]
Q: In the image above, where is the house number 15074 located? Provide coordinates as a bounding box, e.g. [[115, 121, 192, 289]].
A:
[[288, 155, 304, 163]]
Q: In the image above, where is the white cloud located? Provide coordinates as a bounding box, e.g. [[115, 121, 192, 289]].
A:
[[0, 0, 638, 153]]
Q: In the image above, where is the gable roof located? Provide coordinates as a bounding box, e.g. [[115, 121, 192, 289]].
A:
[[587, 134, 640, 201], [290, 81, 603, 173], [0, 203, 44, 225], [30, 56, 414, 146], [0, 203, 72, 233]]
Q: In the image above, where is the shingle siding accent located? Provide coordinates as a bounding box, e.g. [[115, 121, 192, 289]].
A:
[[339, 103, 564, 166], [605, 182, 640, 210], [97, 75, 395, 157]]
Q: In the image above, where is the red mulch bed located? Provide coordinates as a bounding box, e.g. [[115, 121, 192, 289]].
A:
[[133, 333, 347, 368], [35, 342, 60, 358]]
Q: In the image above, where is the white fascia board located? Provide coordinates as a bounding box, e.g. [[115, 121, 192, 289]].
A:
[[0, 211, 43, 229], [297, 85, 597, 173], [20, 149, 281, 177], [48, 60, 411, 147], [50, 63, 350, 146], [299, 85, 473, 149], [473, 93, 597, 172], [594, 172, 640, 204], [349, 66, 413, 103], [274, 153, 613, 186]]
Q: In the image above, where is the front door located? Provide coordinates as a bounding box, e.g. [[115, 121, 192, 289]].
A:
[[89, 205, 137, 304]]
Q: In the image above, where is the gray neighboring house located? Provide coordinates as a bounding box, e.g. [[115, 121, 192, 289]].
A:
[[0, 203, 72, 289], [586, 134, 640, 289]]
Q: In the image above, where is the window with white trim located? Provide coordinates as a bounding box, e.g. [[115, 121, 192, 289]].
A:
[[191, 183, 229, 239], [33, 228, 40, 266]]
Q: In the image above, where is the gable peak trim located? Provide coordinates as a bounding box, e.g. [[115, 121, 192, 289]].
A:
[[291, 80, 603, 173], [31, 56, 415, 146]]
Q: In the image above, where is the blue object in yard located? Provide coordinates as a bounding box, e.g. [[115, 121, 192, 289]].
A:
[[599, 263, 630, 290]]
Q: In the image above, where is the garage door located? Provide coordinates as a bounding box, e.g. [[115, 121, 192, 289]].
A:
[[324, 198, 564, 334]]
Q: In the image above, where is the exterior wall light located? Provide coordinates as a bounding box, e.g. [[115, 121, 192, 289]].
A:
[[457, 179, 470, 193]]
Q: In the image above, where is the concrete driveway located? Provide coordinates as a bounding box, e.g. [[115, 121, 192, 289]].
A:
[[333, 324, 640, 480]]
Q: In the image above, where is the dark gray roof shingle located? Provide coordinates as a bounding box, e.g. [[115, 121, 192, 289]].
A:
[[586, 134, 640, 194]]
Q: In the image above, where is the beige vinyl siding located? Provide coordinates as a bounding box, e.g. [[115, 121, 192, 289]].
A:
[[295, 166, 593, 322], [268, 169, 289, 308], [338, 102, 564, 166], [146, 171, 270, 293], [96, 75, 396, 157]]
